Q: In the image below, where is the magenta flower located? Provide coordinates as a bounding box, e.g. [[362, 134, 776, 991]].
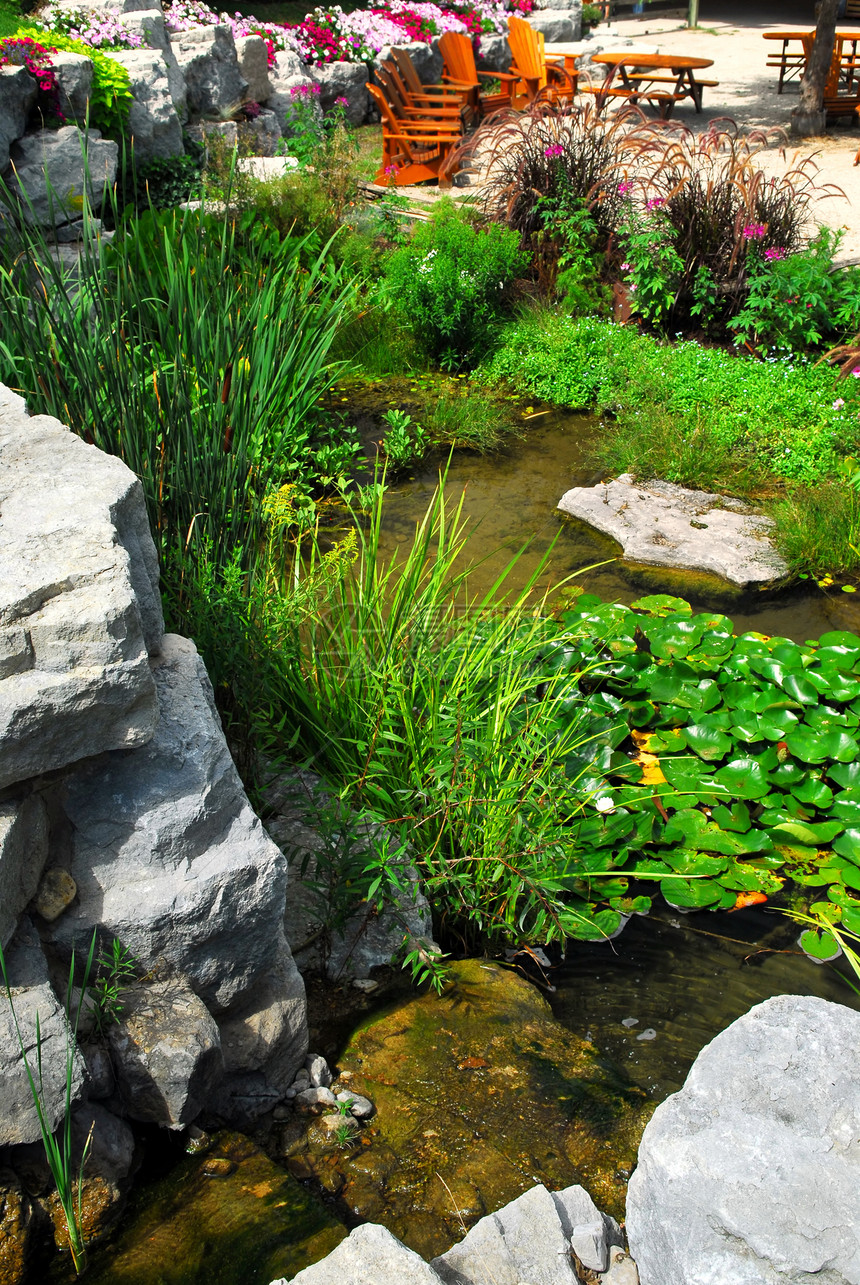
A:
[[620, 261, 631, 271], [544, 143, 564, 158], [335, 95, 349, 105], [764, 247, 787, 262], [645, 197, 664, 211], [617, 180, 632, 195], [743, 223, 766, 240]]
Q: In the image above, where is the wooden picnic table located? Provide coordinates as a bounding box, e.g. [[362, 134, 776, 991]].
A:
[[763, 29, 860, 94], [584, 52, 717, 119]]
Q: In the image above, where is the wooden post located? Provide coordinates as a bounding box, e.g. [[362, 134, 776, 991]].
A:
[[688, 0, 699, 28]]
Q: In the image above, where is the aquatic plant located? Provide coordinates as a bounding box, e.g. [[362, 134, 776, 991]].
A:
[[0, 934, 96, 1276]]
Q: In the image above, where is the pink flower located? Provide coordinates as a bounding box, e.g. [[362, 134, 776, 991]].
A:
[[834, 399, 846, 409], [544, 143, 564, 158], [743, 223, 766, 240], [645, 197, 664, 211], [335, 95, 349, 105], [617, 180, 632, 195], [764, 247, 787, 262], [853, 368, 860, 378], [620, 261, 631, 271], [384, 164, 399, 175]]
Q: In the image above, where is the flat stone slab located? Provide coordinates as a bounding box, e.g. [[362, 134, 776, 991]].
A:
[[558, 474, 788, 589]]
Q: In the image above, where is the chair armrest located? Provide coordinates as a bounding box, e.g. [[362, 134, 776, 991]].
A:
[[476, 70, 520, 82]]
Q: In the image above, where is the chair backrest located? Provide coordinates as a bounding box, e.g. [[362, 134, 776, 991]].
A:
[[367, 82, 422, 159], [508, 15, 543, 80], [391, 47, 425, 95], [377, 64, 410, 117], [439, 31, 478, 85]]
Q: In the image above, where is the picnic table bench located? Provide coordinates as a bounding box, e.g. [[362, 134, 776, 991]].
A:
[[581, 52, 717, 118], [763, 29, 860, 96]]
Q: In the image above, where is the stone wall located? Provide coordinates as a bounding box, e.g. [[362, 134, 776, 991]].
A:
[[0, 384, 307, 1269]]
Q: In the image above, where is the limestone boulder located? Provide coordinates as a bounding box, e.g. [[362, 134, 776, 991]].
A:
[[399, 38, 444, 85], [119, 8, 170, 53], [46, 634, 307, 1061], [626, 994, 860, 1285], [172, 24, 248, 118], [0, 794, 49, 948], [242, 107, 282, 156], [265, 51, 315, 134], [557, 474, 788, 589], [527, 9, 582, 41], [5, 125, 118, 225], [236, 34, 273, 103], [433, 1184, 583, 1285], [476, 34, 513, 73], [51, 53, 94, 125], [0, 923, 86, 1147], [71, 1102, 136, 1187], [108, 976, 224, 1128], [312, 59, 369, 126], [284, 1223, 447, 1285], [0, 387, 162, 792], [217, 940, 307, 1092], [0, 65, 37, 172], [111, 51, 184, 161]]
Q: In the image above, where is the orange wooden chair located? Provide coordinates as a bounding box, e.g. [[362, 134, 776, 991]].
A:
[[366, 82, 463, 186], [438, 31, 520, 116], [507, 16, 576, 107], [377, 65, 468, 126], [390, 47, 474, 110]]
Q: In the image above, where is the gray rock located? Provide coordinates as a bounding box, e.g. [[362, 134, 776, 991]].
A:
[[54, 216, 103, 243], [342, 1093, 374, 1120], [172, 24, 248, 119], [108, 976, 224, 1128], [265, 51, 315, 134], [399, 38, 444, 85], [557, 474, 788, 588], [0, 923, 86, 1147], [626, 994, 860, 1285], [0, 65, 37, 172], [217, 941, 306, 1091], [312, 59, 369, 126], [284, 1222, 448, 1284], [5, 125, 118, 225], [46, 635, 303, 1032], [236, 155, 299, 180], [120, 8, 170, 53], [527, 9, 582, 41], [553, 1183, 622, 1272], [33, 867, 77, 922], [236, 35, 272, 104], [433, 1183, 581, 1284], [0, 794, 49, 947], [0, 389, 162, 792], [82, 1042, 115, 1100], [241, 107, 282, 157], [599, 1251, 639, 1285], [294, 1086, 337, 1112], [71, 1102, 136, 1185], [111, 51, 184, 162], [476, 34, 513, 73], [67, 0, 160, 11], [206, 1070, 282, 1127], [305, 1054, 332, 1088], [52, 53, 94, 124]]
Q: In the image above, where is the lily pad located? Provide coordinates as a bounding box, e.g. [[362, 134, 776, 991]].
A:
[[679, 724, 734, 761], [798, 928, 842, 962], [785, 728, 859, 764], [630, 594, 693, 617], [713, 758, 770, 799], [662, 878, 724, 909]]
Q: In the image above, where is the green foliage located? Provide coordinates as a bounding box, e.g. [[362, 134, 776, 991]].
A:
[[89, 939, 137, 1035], [121, 153, 203, 213], [581, 1, 602, 25], [380, 407, 429, 471], [481, 310, 860, 487], [769, 474, 860, 577], [0, 933, 96, 1275], [422, 388, 510, 452], [617, 200, 685, 328], [0, 198, 356, 613], [535, 187, 611, 314], [732, 228, 860, 352], [384, 201, 526, 368]]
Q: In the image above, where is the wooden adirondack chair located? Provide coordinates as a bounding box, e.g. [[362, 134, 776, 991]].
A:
[[438, 31, 520, 116], [377, 65, 467, 125], [390, 46, 474, 110], [367, 81, 463, 186], [507, 15, 576, 107]]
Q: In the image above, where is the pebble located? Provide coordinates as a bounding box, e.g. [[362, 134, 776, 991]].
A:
[[202, 1157, 235, 1178], [352, 978, 379, 993], [306, 1053, 333, 1089], [600, 1249, 640, 1283], [335, 1090, 375, 1119], [621, 1017, 639, 1028], [273, 1105, 292, 1121], [295, 1086, 338, 1113], [636, 1028, 657, 1041], [33, 867, 78, 921]]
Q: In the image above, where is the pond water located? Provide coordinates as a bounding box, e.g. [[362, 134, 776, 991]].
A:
[[67, 412, 860, 1282], [377, 409, 860, 642]]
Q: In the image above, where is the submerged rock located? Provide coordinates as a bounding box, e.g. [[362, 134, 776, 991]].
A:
[[82, 1133, 345, 1285], [280, 960, 652, 1259], [558, 475, 788, 589], [626, 994, 860, 1285]]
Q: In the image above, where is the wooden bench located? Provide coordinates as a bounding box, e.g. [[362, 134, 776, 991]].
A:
[[366, 81, 465, 187]]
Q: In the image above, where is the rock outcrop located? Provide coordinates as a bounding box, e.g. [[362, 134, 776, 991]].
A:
[[4, 125, 118, 226], [558, 474, 788, 589], [0, 383, 308, 1267], [626, 994, 860, 1285]]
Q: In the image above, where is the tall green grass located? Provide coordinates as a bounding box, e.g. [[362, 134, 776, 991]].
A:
[[250, 481, 604, 949], [0, 193, 355, 606]]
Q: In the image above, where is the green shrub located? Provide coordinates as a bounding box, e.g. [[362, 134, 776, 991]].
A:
[[16, 25, 133, 135], [120, 153, 203, 213], [384, 200, 526, 368]]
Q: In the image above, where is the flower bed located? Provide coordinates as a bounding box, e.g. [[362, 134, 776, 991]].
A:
[[161, 0, 532, 65]]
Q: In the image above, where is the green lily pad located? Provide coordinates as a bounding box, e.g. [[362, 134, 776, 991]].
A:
[[710, 801, 751, 832], [770, 762, 806, 787], [662, 878, 724, 908], [768, 819, 843, 846], [679, 724, 734, 761], [630, 595, 693, 617], [713, 758, 771, 799], [828, 762, 860, 789], [830, 790, 860, 824], [791, 776, 834, 808], [831, 828, 860, 863], [818, 630, 860, 652], [785, 728, 860, 764], [663, 848, 728, 877], [798, 928, 842, 961], [841, 904, 860, 933], [809, 668, 860, 702]]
